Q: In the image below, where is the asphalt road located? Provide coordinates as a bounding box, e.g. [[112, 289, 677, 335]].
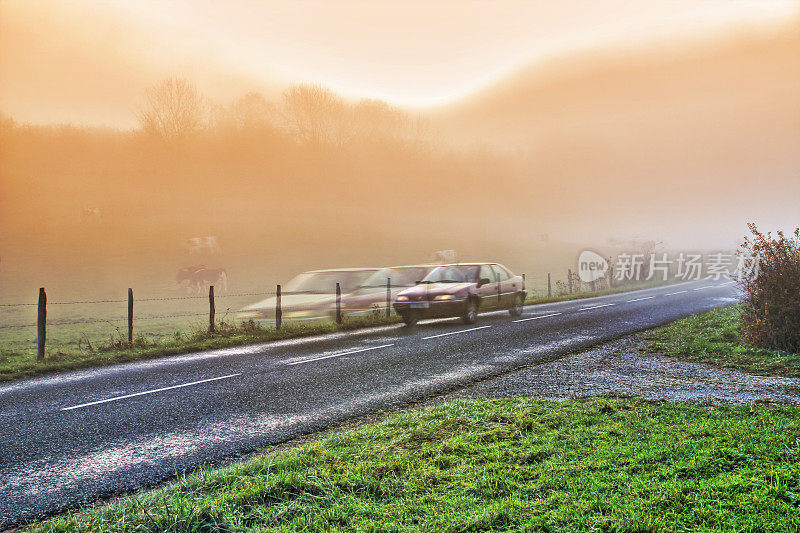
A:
[[0, 279, 739, 526]]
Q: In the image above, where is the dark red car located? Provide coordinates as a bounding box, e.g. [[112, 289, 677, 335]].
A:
[[393, 263, 526, 326]]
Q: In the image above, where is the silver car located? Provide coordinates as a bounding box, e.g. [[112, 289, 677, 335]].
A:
[[239, 268, 378, 323]]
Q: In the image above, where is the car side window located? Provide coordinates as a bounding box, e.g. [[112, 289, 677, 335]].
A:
[[479, 265, 495, 282], [491, 264, 510, 281]]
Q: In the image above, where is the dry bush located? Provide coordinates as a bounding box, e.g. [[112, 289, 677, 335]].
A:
[[738, 224, 800, 352]]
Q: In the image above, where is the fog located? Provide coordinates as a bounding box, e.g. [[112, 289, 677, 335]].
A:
[[1, 3, 798, 302]]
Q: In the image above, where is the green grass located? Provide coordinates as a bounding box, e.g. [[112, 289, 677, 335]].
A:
[[30, 398, 800, 532], [0, 316, 400, 383], [0, 279, 673, 384], [647, 305, 800, 378]]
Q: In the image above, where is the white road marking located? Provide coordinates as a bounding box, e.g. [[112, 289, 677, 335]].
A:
[[626, 296, 655, 303], [422, 325, 492, 340], [664, 290, 688, 296], [579, 303, 614, 311], [287, 344, 394, 366], [61, 373, 242, 411], [692, 286, 714, 291], [513, 312, 562, 323]]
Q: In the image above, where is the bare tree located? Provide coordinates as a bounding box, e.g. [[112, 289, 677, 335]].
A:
[[219, 92, 278, 132], [352, 99, 406, 140], [138, 78, 205, 140], [281, 84, 352, 146]]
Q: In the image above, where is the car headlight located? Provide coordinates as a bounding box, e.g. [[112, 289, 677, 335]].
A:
[[396, 295, 409, 301], [434, 294, 455, 300]]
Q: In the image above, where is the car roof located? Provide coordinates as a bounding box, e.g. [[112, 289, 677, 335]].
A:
[[436, 262, 497, 266], [383, 264, 439, 269], [306, 267, 380, 273]]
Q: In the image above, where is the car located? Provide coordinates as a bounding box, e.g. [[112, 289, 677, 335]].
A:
[[238, 267, 379, 323], [392, 263, 526, 326], [338, 265, 438, 318]]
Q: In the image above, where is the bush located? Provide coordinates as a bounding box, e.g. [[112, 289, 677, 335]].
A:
[[738, 224, 800, 352]]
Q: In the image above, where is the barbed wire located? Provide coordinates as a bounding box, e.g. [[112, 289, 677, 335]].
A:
[[0, 311, 224, 329], [0, 291, 276, 307]]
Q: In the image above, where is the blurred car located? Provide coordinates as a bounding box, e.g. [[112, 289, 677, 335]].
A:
[[393, 263, 526, 326], [338, 265, 437, 319], [238, 267, 378, 323]]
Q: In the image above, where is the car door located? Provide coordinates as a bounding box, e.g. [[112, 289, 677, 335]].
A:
[[477, 264, 499, 310], [491, 264, 517, 307]]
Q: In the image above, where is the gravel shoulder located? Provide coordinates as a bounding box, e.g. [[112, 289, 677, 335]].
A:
[[439, 333, 800, 404]]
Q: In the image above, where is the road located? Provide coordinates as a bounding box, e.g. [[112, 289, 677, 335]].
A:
[[0, 279, 739, 526]]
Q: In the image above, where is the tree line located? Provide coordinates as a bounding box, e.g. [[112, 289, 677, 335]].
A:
[[137, 78, 430, 147]]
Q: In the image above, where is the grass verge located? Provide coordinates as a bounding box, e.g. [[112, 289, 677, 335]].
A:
[[647, 305, 800, 378], [1, 280, 673, 384], [524, 279, 672, 305], [0, 316, 400, 384], [29, 397, 800, 532]]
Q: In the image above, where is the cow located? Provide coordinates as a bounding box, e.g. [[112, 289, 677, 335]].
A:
[[176, 266, 228, 295]]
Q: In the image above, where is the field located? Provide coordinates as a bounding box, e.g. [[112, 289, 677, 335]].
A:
[[30, 397, 800, 532]]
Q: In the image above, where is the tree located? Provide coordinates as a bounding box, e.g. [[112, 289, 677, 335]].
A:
[[281, 84, 351, 146], [352, 99, 406, 140], [138, 78, 205, 140], [213, 92, 277, 133]]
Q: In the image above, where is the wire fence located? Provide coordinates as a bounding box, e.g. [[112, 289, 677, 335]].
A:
[[0, 291, 277, 330], [1, 266, 637, 360]]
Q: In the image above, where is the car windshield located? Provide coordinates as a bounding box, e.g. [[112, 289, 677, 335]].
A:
[[284, 270, 376, 293], [421, 265, 479, 283], [361, 267, 432, 288]]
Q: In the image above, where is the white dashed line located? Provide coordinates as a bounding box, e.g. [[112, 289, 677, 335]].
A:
[[579, 303, 614, 311], [626, 296, 655, 303], [422, 325, 492, 340], [513, 312, 561, 323], [61, 373, 242, 411], [287, 344, 394, 366], [692, 286, 714, 291], [664, 290, 688, 296]]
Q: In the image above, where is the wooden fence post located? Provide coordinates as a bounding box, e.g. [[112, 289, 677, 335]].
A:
[[335, 282, 342, 324], [127, 288, 133, 345], [209, 285, 215, 333], [276, 284, 282, 331], [568, 269, 573, 294], [522, 273, 526, 291], [591, 279, 596, 292], [547, 273, 551, 298], [385, 277, 391, 319], [37, 287, 46, 362]]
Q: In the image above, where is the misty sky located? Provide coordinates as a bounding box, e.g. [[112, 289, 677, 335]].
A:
[[1, 0, 798, 125]]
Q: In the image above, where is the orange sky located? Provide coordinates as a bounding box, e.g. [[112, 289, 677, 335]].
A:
[[1, 0, 799, 126]]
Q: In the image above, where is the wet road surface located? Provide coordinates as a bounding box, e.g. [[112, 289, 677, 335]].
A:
[[0, 279, 739, 526]]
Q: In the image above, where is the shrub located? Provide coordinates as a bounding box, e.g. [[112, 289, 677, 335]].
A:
[[738, 224, 800, 352]]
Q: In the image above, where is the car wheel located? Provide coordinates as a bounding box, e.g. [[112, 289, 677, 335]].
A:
[[462, 299, 478, 324], [401, 311, 419, 327], [509, 293, 524, 317]]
